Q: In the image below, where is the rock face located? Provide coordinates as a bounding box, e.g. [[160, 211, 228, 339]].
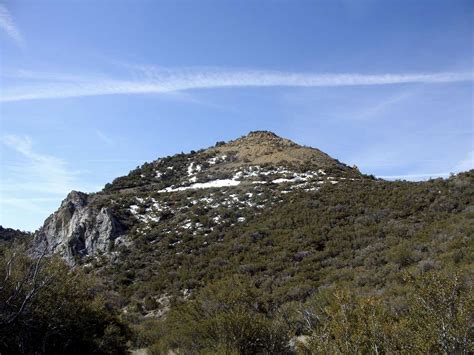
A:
[[33, 191, 124, 264]]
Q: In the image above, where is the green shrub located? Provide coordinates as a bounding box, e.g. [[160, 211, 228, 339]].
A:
[[0, 246, 130, 354], [151, 276, 292, 354]]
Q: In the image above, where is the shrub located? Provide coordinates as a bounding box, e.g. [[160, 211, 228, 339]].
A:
[[150, 276, 292, 354], [0, 245, 130, 354]]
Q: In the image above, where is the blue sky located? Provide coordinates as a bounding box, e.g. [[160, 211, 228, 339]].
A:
[[0, 0, 473, 231]]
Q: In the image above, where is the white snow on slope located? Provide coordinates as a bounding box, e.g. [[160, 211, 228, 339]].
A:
[[207, 155, 227, 165], [157, 165, 337, 193], [187, 162, 202, 176], [159, 179, 241, 193]]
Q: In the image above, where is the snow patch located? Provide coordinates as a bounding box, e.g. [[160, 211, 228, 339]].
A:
[[182, 221, 192, 229], [129, 205, 140, 215], [187, 162, 202, 176], [207, 155, 227, 166], [159, 179, 240, 193]]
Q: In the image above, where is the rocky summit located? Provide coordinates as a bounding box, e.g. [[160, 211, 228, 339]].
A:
[[32, 131, 361, 264]]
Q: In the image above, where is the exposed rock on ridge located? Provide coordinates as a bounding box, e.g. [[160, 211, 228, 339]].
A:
[[33, 191, 125, 264], [208, 131, 343, 167]]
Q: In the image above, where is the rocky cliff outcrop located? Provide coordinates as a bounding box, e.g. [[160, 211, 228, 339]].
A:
[[33, 191, 125, 264]]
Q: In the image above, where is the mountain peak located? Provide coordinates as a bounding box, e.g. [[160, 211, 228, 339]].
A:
[[208, 131, 340, 168], [246, 130, 281, 139], [238, 130, 292, 143], [232, 130, 297, 148]]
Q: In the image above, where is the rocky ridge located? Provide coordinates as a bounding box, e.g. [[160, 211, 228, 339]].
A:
[[33, 131, 361, 264]]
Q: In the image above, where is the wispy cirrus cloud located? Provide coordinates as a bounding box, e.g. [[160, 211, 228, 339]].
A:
[[0, 4, 25, 49], [453, 150, 474, 172], [1, 67, 472, 102], [0, 135, 107, 229], [1, 134, 84, 194], [95, 129, 114, 146], [378, 172, 451, 180], [377, 150, 473, 181], [351, 89, 418, 120]]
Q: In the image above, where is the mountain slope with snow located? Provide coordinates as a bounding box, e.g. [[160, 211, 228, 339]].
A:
[[33, 131, 361, 263], [29, 132, 473, 331]]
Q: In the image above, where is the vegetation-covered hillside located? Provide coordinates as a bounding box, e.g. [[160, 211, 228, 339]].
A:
[[98, 170, 473, 353], [0, 226, 31, 245], [103, 171, 472, 297], [4, 132, 473, 354]]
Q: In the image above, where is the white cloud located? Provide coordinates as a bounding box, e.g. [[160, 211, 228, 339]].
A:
[[378, 172, 451, 180], [95, 129, 114, 146], [1, 197, 59, 214], [0, 135, 104, 229], [0, 135, 89, 228], [1, 67, 472, 102], [0, 4, 25, 49], [352, 89, 418, 120], [1, 134, 81, 194], [453, 150, 474, 172], [377, 150, 473, 181]]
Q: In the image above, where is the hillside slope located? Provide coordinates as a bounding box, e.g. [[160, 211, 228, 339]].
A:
[[33, 131, 360, 264], [28, 131, 473, 353]]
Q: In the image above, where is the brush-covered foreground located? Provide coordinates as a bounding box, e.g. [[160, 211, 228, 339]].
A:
[[2, 171, 472, 354], [2, 132, 473, 354]]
